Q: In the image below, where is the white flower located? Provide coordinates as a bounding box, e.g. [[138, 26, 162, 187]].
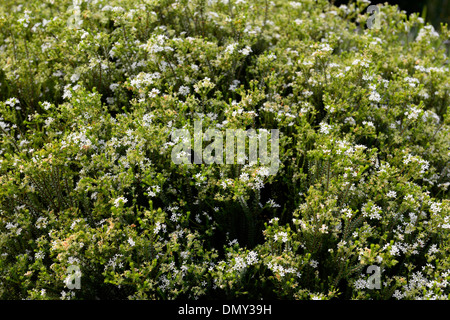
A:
[[53, 70, 64, 77], [416, 25, 440, 41], [224, 42, 238, 54], [430, 202, 442, 215], [302, 90, 313, 97], [143, 113, 154, 127], [362, 120, 375, 128], [390, 244, 400, 256], [44, 117, 55, 127], [404, 105, 421, 120], [232, 256, 247, 272], [229, 79, 240, 91], [109, 83, 119, 91], [422, 110, 440, 124], [257, 167, 270, 177], [319, 122, 332, 134], [266, 199, 280, 208], [341, 208, 353, 218], [392, 290, 404, 300], [274, 231, 288, 243], [41, 101, 52, 110], [70, 73, 80, 83], [35, 251, 45, 260], [369, 91, 381, 102], [404, 76, 420, 88], [68, 257, 80, 265], [114, 196, 128, 207], [127, 237, 135, 247], [362, 73, 373, 81], [269, 217, 279, 224], [5, 97, 19, 107], [312, 43, 333, 57], [194, 77, 215, 93], [419, 160, 429, 173], [36, 217, 48, 229], [418, 89, 429, 99], [344, 117, 356, 126], [319, 224, 328, 233], [386, 190, 397, 198], [310, 259, 318, 268], [178, 85, 190, 96], [154, 222, 162, 234], [246, 251, 258, 265], [324, 104, 335, 113], [62, 84, 72, 100], [428, 244, 439, 255], [354, 278, 369, 290], [221, 181, 227, 189], [148, 88, 160, 98], [239, 46, 252, 56], [239, 172, 249, 182]]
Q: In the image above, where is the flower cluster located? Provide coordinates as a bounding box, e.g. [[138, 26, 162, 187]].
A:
[[0, 0, 448, 300]]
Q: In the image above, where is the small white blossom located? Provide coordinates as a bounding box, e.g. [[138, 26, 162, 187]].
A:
[[114, 197, 128, 207], [387, 191, 397, 198]]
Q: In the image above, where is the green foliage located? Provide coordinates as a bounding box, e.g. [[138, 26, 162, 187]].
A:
[[0, 0, 449, 300]]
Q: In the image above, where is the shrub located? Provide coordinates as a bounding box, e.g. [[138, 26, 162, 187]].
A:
[[0, 0, 449, 300]]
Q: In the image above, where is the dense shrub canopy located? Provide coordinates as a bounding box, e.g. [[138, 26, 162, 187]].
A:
[[0, 0, 449, 300]]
